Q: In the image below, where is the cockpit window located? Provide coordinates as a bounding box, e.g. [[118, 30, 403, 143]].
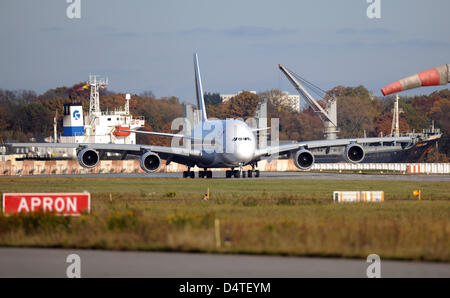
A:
[[232, 137, 251, 141]]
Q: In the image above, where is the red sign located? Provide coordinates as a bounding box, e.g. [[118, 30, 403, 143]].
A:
[[2, 193, 90, 216]]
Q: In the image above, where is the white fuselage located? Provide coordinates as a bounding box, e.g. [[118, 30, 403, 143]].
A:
[[188, 119, 256, 168]]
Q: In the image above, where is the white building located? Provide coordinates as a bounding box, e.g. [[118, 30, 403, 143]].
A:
[[278, 91, 300, 112], [220, 91, 257, 103]]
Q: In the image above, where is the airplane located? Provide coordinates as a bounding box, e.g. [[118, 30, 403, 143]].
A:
[[4, 53, 417, 179]]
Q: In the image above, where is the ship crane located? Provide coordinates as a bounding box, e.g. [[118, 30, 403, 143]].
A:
[[278, 64, 338, 139]]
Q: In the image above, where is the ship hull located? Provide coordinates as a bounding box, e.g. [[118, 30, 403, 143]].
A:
[[313, 141, 437, 163]]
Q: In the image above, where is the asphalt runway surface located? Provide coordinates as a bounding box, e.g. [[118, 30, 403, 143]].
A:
[[29, 171, 450, 181], [0, 248, 449, 278]]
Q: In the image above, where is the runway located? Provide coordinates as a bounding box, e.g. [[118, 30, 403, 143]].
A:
[[0, 248, 449, 278], [31, 171, 450, 182]]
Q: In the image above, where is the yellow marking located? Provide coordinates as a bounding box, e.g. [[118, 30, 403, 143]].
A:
[[214, 219, 221, 249]]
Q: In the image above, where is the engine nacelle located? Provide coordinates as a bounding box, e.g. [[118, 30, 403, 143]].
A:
[[293, 149, 314, 170], [140, 151, 161, 173], [344, 144, 365, 163], [77, 148, 100, 168]]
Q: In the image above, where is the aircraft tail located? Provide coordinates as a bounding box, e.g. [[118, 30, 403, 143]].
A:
[[193, 53, 208, 122]]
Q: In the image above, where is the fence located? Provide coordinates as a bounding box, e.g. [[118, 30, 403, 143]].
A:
[[312, 162, 450, 174], [0, 159, 448, 175]]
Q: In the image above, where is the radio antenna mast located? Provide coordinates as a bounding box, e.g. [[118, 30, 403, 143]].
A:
[[88, 74, 108, 116]]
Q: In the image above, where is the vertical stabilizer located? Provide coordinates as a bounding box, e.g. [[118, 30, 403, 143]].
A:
[[193, 53, 208, 122]]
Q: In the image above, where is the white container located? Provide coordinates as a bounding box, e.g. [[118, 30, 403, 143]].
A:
[[333, 191, 361, 203], [333, 191, 384, 203], [361, 191, 384, 202]]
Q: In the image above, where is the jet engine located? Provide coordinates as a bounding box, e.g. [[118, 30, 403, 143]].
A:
[[140, 151, 161, 173], [77, 148, 100, 168], [293, 149, 315, 170], [344, 144, 365, 163]]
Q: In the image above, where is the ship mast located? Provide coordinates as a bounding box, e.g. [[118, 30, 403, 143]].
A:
[[125, 93, 131, 114], [88, 74, 108, 116], [53, 110, 58, 143], [391, 94, 400, 137]]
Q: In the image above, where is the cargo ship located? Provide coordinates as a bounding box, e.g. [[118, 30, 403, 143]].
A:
[[310, 126, 442, 163], [275, 64, 444, 163], [10, 75, 145, 160]]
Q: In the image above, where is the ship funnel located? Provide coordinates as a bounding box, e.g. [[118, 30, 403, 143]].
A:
[[381, 64, 449, 96]]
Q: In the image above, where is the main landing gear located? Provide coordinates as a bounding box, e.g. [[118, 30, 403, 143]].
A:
[[225, 164, 260, 179], [182, 164, 260, 179], [183, 167, 213, 179], [199, 169, 213, 179], [182, 169, 195, 178], [247, 169, 260, 178]]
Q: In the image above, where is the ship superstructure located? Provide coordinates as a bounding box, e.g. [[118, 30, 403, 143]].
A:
[[7, 75, 146, 160], [61, 75, 145, 145]]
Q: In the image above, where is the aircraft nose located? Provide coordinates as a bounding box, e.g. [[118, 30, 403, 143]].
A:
[[235, 142, 254, 162]]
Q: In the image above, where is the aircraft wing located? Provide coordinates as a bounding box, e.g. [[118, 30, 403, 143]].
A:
[[251, 127, 270, 133], [254, 136, 415, 158], [4, 142, 200, 159], [120, 129, 203, 142]]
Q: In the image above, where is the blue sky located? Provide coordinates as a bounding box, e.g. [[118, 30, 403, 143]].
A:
[[0, 0, 449, 104]]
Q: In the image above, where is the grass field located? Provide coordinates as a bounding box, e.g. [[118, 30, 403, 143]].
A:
[[0, 176, 449, 262]]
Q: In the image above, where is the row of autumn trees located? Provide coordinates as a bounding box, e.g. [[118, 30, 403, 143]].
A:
[[0, 82, 448, 161]]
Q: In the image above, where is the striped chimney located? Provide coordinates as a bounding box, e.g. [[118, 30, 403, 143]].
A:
[[381, 64, 450, 96]]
